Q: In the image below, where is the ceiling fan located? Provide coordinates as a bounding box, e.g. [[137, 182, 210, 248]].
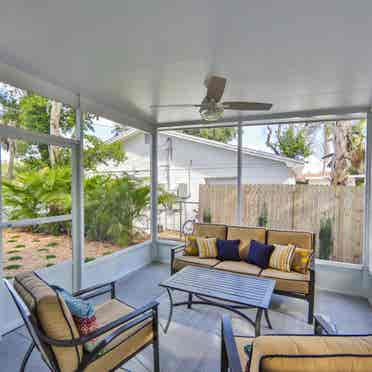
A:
[[150, 75, 273, 121]]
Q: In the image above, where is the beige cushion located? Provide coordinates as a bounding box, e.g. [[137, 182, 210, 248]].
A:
[[260, 268, 310, 294], [249, 335, 372, 372], [85, 299, 153, 371], [227, 226, 266, 260], [214, 261, 261, 276], [173, 255, 220, 272], [194, 223, 227, 240], [267, 230, 314, 251], [14, 272, 82, 372]]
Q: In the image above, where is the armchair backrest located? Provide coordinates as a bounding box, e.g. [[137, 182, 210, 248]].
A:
[[5, 272, 83, 372]]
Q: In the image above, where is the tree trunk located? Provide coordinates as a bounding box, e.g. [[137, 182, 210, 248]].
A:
[[7, 140, 16, 179], [49, 100, 62, 166], [330, 121, 353, 185]]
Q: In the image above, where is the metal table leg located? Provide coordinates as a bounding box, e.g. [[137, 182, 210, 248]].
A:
[[163, 288, 174, 333], [255, 309, 263, 337], [187, 293, 192, 309], [264, 309, 273, 329]]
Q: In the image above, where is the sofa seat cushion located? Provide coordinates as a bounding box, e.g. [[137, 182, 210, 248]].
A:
[[173, 255, 220, 272], [194, 223, 227, 240], [227, 226, 266, 260], [260, 269, 310, 294], [249, 335, 372, 372], [214, 261, 261, 276], [85, 299, 153, 372]]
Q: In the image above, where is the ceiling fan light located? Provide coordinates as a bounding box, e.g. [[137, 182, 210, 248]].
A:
[[200, 104, 224, 122]]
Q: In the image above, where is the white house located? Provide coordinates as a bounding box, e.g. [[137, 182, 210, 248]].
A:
[[103, 129, 304, 205]]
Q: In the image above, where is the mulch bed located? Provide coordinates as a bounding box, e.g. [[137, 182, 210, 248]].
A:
[[3, 229, 138, 278]]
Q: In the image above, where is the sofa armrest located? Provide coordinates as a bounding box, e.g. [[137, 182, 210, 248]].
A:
[[170, 243, 186, 274], [221, 315, 243, 372], [314, 313, 338, 335], [73, 281, 116, 300]]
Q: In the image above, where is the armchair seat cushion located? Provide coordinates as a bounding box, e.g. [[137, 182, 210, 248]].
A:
[[214, 261, 261, 276], [173, 255, 220, 272], [248, 335, 372, 372], [85, 299, 153, 371], [260, 269, 310, 294]]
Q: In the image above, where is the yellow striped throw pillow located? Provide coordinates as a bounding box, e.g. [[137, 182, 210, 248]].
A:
[[197, 237, 218, 258], [269, 244, 296, 272]]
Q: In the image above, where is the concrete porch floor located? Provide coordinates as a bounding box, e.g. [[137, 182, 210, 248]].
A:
[[1, 263, 372, 372]]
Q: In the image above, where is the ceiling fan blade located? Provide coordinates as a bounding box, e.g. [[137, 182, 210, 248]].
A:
[[222, 101, 273, 111], [150, 104, 202, 108], [206, 76, 227, 102]]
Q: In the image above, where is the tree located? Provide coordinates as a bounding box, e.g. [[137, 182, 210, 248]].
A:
[[265, 125, 312, 160], [323, 120, 365, 185], [181, 127, 237, 143]]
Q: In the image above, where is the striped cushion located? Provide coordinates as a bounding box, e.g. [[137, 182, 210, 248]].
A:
[[269, 244, 295, 272], [184, 236, 199, 256], [197, 237, 218, 258], [292, 247, 311, 274]]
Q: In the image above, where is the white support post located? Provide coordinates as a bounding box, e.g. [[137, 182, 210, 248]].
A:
[[364, 111, 372, 273], [71, 96, 84, 291], [237, 122, 243, 225], [150, 130, 158, 259]]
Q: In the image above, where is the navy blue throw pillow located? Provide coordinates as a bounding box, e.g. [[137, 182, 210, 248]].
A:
[[216, 239, 241, 261], [246, 240, 274, 269]]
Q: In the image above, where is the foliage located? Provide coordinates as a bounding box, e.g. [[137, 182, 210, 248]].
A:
[[203, 208, 212, 223], [319, 216, 333, 260], [181, 127, 237, 143], [258, 203, 268, 227], [265, 125, 312, 160]]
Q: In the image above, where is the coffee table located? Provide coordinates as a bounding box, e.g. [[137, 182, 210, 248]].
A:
[[159, 266, 276, 336]]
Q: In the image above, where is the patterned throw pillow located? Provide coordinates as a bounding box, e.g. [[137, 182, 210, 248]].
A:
[[73, 315, 101, 353], [292, 247, 312, 274], [184, 236, 199, 256], [269, 244, 296, 272], [197, 237, 218, 258]]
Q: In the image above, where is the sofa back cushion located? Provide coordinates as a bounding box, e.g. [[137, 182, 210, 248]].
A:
[[267, 229, 314, 251], [249, 335, 372, 372], [14, 272, 82, 372], [227, 226, 266, 260], [194, 223, 227, 240]]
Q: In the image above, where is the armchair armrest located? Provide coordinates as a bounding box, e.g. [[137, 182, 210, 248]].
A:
[[38, 301, 159, 347], [221, 315, 243, 372], [314, 313, 338, 335], [73, 280, 116, 300], [170, 243, 186, 275]]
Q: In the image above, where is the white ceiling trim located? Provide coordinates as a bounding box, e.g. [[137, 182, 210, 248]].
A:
[[0, 58, 154, 133]]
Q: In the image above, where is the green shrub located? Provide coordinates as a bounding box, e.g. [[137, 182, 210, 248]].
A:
[[9, 256, 22, 261], [46, 254, 57, 260], [4, 264, 22, 270], [33, 239, 41, 242], [46, 263, 55, 267], [38, 248, 49, 252], [7, 239, 17, 243], [203, 209, 212, 223], [258, 203, 268, 227], [7, 250, 20, 254], [85, 257, 96, 263], [11, 235, 20, 239], [46, 242, 59, 247], [103, 251, 113, 256], [15, 244, 26, 249], [319, 216, 333, 260]]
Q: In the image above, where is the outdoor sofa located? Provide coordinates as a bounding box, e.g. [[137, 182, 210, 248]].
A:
[[221, 314, 372, 372], [171, 223, 315, 324]]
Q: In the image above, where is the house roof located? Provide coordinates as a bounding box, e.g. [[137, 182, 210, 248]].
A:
[[109, 129, 304, 168]]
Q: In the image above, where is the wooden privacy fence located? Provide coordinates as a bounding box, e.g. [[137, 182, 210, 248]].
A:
[[199, 184, 364, 264]]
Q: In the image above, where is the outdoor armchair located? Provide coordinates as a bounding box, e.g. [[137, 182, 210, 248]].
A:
[[4, 272, 160, 372], [221, 314, 372, 372]]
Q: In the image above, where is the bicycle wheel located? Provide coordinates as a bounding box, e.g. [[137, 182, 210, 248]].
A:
[[182, 219, 195, 236]]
